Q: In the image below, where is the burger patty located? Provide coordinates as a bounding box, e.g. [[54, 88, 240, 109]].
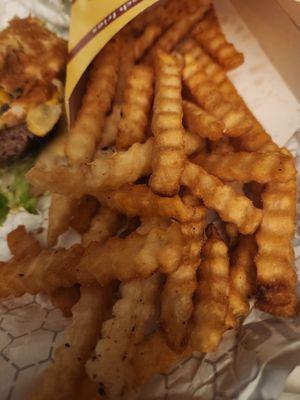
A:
[[0, 124, 33, 162]]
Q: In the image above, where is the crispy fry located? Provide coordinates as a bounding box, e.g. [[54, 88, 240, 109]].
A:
[[0, 223, 185, 297], [30, 285, 112, 400], [161, 214, 204, 351], [48, 194, 78, 246], [7, 225, 40, 260], [150, 50, 185, 196], [134, 24, 162, 61], [183, 100, 224, 140], [116, 65, 154, 149], [192, 151, 295, 183], [69, 196, 99, 234], [65, 39, 120, 164], [181, 162, 263, 234], [226, 235, 257, 328], [184, 129, 206, 155], [99, 184, 206, 223], [50, 286, 80, 318], [99, 104, 122, 148], [132, 331, 192, 386], [145, 7, 209, 63], [114, 33, 135, 104], [192, 9, 244, 70], [83, 221, 185, 284], [255, 179, 298, 317], [183, 51, 252, 137], [86, 274, 161, 397], [190, 226, 229, 352], [28, 129, 203, 198], [179, 39, 277, 152], [28, 139, 154, 195], [82, 207, 121, 247]]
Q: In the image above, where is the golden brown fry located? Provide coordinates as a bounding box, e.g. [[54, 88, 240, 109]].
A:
[[27, 139, 154, 195], [0, 223, 185, 297], [114, 33, 135, 104], [183, 51, 252, 137], [86, 274, 161, 397], [184, 129, 206, 155], [30, 285, 112, 400], [134, 24, 162, 61], [132, 331, 192, 386], [179, 39, 277, 152], [190, 226, 229, 352], [83, 221, 185, 284], [192, 151, 295, 183], [181, 162, 263, 234], [255, 179, 298, 317], [116, 65, 154, 149], [99, 184, 205, 223], [150, 50, 185, 196], [99, 104, 122, 148], [82, 207, 121, 247], [161, 214, 204, 352], [7, 225, 40, 260], [50, 286, 80, 318], [28, 132, 203, 198], [48, 194, 78, 246], [65, 39, 120, 164], [183, 100, 224, 141], [69, 196, 99, 234], [145, 7, 209, 63], [192, 9, 244, 70], [226, 235, 257, 328]]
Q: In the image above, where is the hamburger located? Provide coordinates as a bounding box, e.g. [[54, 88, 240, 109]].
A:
[[0, 17, 67, 224], [0, 17, 67, 161]]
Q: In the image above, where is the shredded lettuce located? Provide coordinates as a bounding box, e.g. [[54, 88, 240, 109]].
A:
[[0, 156, 39, 225]]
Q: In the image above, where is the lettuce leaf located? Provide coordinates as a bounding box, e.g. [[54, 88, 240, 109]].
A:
[[0, 156, 39, 225], [0, 192, 9, 225]]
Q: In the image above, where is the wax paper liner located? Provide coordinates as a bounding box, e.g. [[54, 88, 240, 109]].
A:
[[1, 0, 300, 399]]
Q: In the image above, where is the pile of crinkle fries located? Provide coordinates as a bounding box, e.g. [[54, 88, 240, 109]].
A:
[[0, 0, 298, 398]]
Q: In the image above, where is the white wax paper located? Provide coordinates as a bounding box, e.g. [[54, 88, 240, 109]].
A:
[[1, 1, 300, 399]]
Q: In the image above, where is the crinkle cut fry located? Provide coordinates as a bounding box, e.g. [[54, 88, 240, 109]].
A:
[[226, 235, 257, 328], [161, 213, 205, 352], [183, 51, 252, 137], [49, 286, 80, 318], [255, 178, 298, 317], [86, 274, 161, 397], [181, 162, 263, 234], [65, 39, 120, 164], [27, 139, 154, 196], [179, 38, 277, 152], [132, 331, 192, 386], [30, 285, 112, 400], [82, 206, 121, 247], [47, 194, 78, 246], [116, 65, 154, 149], [190, 226, 229, 352], [99, 184, 206, 224], [150, 50, 185, 196], [145, 6, 209, 64], [192, 151, 295, 183], [0, 223, 185, 298], [27, 132, 204, 197], [7, 225, 40, 260], [134, 24, 162, 61], [192, 9, 244, 70], [183, 100, 224, 141]]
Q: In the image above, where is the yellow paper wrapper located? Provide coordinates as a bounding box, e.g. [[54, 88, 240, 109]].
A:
[[66, 0, 159, 123]]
